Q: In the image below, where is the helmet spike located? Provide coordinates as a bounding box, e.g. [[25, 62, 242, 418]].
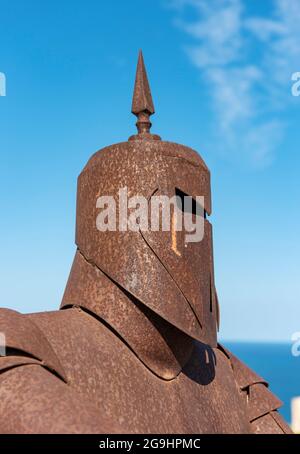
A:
[[130, 51, 160, 140]]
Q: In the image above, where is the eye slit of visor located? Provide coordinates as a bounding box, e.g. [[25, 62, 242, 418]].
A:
[[175, 188, 206, 219]]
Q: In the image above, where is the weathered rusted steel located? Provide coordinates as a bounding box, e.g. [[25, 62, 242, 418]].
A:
[[130, 50, 160, 141], [0, 51, 292, 434], [61, 250, 193, 380], [218, 345, 267, 389], [248, 383, 283, 422], [251, 412, 293, 434], [0, 308, 66, 381], [74, 139, 213, 345]]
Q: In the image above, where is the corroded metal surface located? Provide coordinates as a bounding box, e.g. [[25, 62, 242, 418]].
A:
[[247, 383, 283, 422], [130, 50, 160, 141], [0, 51, 291, 434], [0, 308, 66, 381], [271, 411, 293, 434], [0, 356, 42, 374], [26, 308, 253, 433], [218, 345, 267, 389], [75, 139, 213, 345], [0, 364, 120, 434], [61, 250, 194, 380], [251, 411, 293, 434]]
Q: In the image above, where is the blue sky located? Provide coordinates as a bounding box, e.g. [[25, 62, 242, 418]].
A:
[[0, 0, 299, 341]]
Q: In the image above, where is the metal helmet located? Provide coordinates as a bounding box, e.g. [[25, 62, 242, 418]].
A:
[[61, 51, 219, 347]]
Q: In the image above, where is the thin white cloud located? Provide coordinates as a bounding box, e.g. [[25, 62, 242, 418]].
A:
[[207, 66, 262, 130], [168, 0, 300, 167], [246, 0, 300, 85], [245, 17, 285, 42], [178, 0, 243, 67]]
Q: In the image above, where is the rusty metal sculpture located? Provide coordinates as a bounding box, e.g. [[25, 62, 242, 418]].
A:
[[0, 51, 292, 434]]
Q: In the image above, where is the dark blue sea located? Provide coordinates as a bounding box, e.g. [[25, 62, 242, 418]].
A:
[[224, 342, 300, 423]]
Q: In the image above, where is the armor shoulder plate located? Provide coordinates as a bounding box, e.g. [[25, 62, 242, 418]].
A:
[[0, 308, 66, 381], [217, 344, 292, 433]]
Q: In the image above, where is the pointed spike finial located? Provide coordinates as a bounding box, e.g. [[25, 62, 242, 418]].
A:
[[129, 51, 161, 141], [132, 50, 155, 116]]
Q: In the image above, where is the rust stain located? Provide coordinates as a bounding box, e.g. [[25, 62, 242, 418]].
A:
[[171, 210, 181, 257]]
